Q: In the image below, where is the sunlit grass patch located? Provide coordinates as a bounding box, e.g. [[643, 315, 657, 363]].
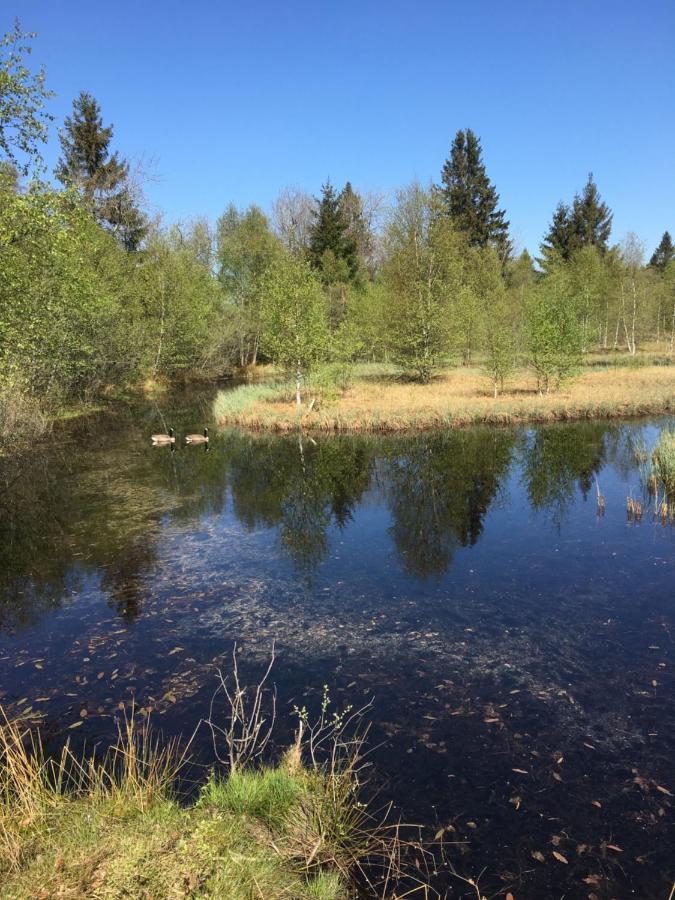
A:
[[213, 364, 675, 433]]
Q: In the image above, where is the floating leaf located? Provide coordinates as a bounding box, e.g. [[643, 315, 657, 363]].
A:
[[656, 785, 672, 796], [531, 851, 545, 863], [512, 768, 528, 774], [552, 851, 568, 864], [68, 721, 83, 729]]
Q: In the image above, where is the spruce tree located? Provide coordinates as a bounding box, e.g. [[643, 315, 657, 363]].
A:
[[437, 128, 511, 261], [649, 231, 674, 271], [571, 173, 612, 251], [540, 202, 575, 263], [338, 181, 370, 280], [308, 180, 358, 279], [56, 92, 146, 249], [56, 92, 126, 198], [541, 174, 612, 264]]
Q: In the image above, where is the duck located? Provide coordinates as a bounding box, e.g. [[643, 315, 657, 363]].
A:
[[185, 427, 209, 444], [151, 427, 175, 445]]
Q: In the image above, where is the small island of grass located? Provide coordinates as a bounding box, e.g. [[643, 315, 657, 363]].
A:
[[215, 358, 675, 433]]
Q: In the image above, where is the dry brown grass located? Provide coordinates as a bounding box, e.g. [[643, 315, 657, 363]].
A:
[[215, 365, 675, 433]]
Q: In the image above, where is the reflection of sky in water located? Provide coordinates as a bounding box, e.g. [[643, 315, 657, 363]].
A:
[[0, 398, 674, 898]]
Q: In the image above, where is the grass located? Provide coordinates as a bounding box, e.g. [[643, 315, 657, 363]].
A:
[[651, 429, 675, 496], [0, 704, 420, 899], [213, 360, 675, 433]]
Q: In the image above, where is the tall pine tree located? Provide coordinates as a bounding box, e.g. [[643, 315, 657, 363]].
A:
[[649, 231, 674, 271], [540, 173, 612, 264], [308, 180, 358, 279], [437, 128, 511, 262], [56, 92, 146, 249]]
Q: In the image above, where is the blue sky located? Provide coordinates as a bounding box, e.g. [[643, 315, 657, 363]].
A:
[[11, 0, 675, 255]]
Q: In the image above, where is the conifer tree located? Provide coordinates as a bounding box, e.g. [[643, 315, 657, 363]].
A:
[[649, 231, 674, 272], [437, 128, 511, 262], [571, 173, 612, 251], [308, 180, 358, 277], [540, 174, 612, 264], [338, 182, 370, 280], [56, 92, 146, 249]]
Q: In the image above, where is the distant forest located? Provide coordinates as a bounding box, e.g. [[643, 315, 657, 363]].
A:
[[1, 21, 674, 435]]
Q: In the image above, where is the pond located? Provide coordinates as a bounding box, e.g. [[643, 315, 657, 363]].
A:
[[1, 385, 674, 897]]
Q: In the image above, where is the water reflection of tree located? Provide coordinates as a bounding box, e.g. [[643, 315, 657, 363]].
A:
[[383, 429, 516, 578], [226, 434, 374, 574], [518, 422, 609, 524]]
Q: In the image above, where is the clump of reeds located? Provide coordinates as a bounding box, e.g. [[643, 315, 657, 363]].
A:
[[594, 476, 606, 516], [626, 494, 643, 522], [651, 429, 675, 497]]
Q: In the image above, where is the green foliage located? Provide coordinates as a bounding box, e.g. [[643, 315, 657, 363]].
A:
[[0, 21, 53, 175], [437, 128, 511, 261], [381, 184, 462, 382], [0, 184, 140, 402], [260, 253, 329, 403], [137, 227, 221, 378], [217, 204, 282, 366], [527, 263, 583, 392]]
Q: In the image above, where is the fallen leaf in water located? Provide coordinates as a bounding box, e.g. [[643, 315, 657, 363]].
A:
[[656, 785, 672, 796], [552, 772, 562, 782], [512, 768, 528, 774], [591, 800, 602, 808], [79, 709, 87, 717], [506, 893, 514, 900], [606, 844, 623, 853], [583, 874, 602, 885], [583, 742, 595, 750], [34, 663, 43, 670], [97, 672, 105, 680], [552, 851, 568, 864], [168, 647, 184, 656], [531, 851, 545, 862], [68, 721, 83, 729], [162, 692, 177, 704]]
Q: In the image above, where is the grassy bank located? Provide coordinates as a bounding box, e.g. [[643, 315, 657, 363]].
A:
[[0, 699, 414, 899], [214, 363, 675, 433]]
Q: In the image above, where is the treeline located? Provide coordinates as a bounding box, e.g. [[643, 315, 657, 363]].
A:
[[1, 22, 675, 436]]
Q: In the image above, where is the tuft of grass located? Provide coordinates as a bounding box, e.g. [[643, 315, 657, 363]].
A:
[[199, 767, 302, 830], [651, 429, 675, 496]]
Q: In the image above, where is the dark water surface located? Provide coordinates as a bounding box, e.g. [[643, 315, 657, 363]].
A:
[[1, 386, 674, 898]]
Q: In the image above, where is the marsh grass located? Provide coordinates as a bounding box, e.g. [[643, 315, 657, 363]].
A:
[[0, 671, 433, 899], [214, 364, 675, 433], [651, 430, 675, 497]]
